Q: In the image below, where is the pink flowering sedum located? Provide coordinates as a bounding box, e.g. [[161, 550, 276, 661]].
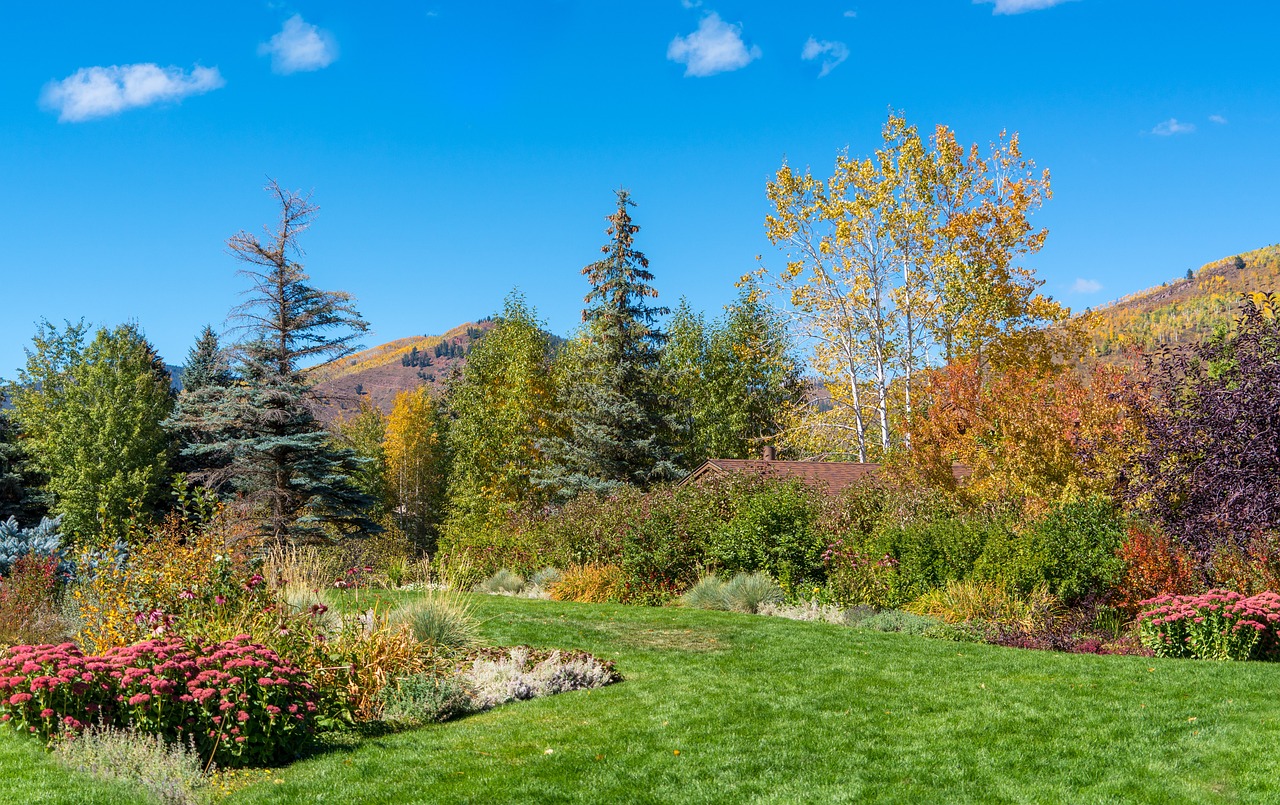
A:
[[0, 635, 322, 766], [1137, 589, 1280, 661]]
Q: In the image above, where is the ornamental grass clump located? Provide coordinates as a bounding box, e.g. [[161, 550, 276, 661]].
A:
[[681, 575, 730, 611], [461, 647, 620, 711], [1137, 589, 1280, 660], [0, 635, 321, 766], [477, 568, 525, 595], [722, 572, 783, 614], [392, 591, 480, 652]]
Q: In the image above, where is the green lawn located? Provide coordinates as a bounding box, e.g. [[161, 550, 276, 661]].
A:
[[7, 595, 1280, 803]]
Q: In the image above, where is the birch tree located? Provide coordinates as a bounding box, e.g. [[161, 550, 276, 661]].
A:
[[763, 113, 1065, 458]]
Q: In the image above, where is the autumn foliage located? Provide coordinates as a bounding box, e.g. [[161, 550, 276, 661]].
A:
[[901, 360, 1141, 512]]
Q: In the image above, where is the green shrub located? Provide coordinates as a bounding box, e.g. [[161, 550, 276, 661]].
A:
[[973, 496, 1125, 603], [392, 591, 480, 651], [682, 575, 730, 610], [708, 481, 825, 597], [722, 572, 784, 614], [379, 674, 475, 725], [477, 568, 525, 595], [53, 726, 210, 805], [873, 515, 991, 604]]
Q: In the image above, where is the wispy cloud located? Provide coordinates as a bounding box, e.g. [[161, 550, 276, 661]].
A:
[[667, 13, 761, 77], [1209, 114, 1228, 125], [1072, 278, 1102, 294], [681, 0, 703, 7], [977, 0, 1076, 14], [801, 37, 850, 77], [1152, 118, 1195, 136], [843, 10, 857, 17], [259, 15, 338, 74], [40, 63, 223, 122]]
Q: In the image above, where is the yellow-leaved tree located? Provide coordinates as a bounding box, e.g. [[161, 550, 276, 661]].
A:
[[383, 386, 448, 552], [761, 112, 1069, 459]]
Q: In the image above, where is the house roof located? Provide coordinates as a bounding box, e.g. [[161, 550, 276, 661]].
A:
[[678, 459, 971, 493]]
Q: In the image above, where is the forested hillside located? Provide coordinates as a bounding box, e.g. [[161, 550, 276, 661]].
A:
[[311, 320, 494, 420], [1084, 243, 1280, 364]]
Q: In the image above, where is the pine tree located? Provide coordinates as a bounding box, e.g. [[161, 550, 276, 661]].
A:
[[166, 326, 235, 483], [0, 403, 45, 524], [538, 190, 679, 499], [194, 181, 375, 545]]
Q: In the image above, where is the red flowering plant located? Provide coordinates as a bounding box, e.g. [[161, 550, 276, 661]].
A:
[[0, 634, 322, 766], [822, 539, 899, 608], [1136, 589, 1280, 661]]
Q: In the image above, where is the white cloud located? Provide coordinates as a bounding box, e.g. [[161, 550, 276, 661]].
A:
[[977, 0, 1076, 14], [1152, 117, 1195, 136], [843, 10, 857, 17], [1072, 278, 1102, 294], [681, 0, 703, 7], [801, 37, 850, 77], [39, 63, 223, 122], [1209, 114, 1228, 125], [259, 15, 338, 74], [667, 13, 761, 77]]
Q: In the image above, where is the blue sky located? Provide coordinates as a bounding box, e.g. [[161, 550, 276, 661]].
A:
[[2, 1, 1278, 376]]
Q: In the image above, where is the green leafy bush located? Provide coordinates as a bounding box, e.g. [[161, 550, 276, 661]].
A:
[[708, 481, 824, 596], [874, 515, 990, 605], [974, 497, 1125, 603]]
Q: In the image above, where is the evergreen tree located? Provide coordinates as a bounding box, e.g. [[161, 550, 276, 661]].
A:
[[8, 321, 174, 542], [538, 190, 679, 499], [444, 293, 556, 537], [166, 326, 235, 482], [0, 402, 45, 524], [192, 181, 374, 545]]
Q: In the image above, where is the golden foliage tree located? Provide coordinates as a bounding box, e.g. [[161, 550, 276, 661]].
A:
[[898, 361, 1142, 513], [762, 112, 1068, 460], [383, 387, 448, 551]]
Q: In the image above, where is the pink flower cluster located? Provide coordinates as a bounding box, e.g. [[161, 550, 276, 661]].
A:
[[0, 635, 322, 765], [1137, 589, 1280, 661]]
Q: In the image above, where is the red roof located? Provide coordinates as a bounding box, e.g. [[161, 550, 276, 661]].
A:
[[679, 459, 970, 493]]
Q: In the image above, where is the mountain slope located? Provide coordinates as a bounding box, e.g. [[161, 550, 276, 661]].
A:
[[311, 321, 493, 421], [1082, 243, 1280, 364]]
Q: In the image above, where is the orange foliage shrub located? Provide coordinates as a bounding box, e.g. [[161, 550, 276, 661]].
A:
[[549, 565, 624, 604], [1113, 527, 1198, 614]]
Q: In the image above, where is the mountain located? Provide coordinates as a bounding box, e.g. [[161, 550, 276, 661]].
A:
[[311, 321, 494, 422], [1081, 243, 1280, 366]]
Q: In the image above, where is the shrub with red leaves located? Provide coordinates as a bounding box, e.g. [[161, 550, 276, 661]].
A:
[[0, 555, 63, 646], [1114, 527, 1198, 614], [0, 635, 321, 765]]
